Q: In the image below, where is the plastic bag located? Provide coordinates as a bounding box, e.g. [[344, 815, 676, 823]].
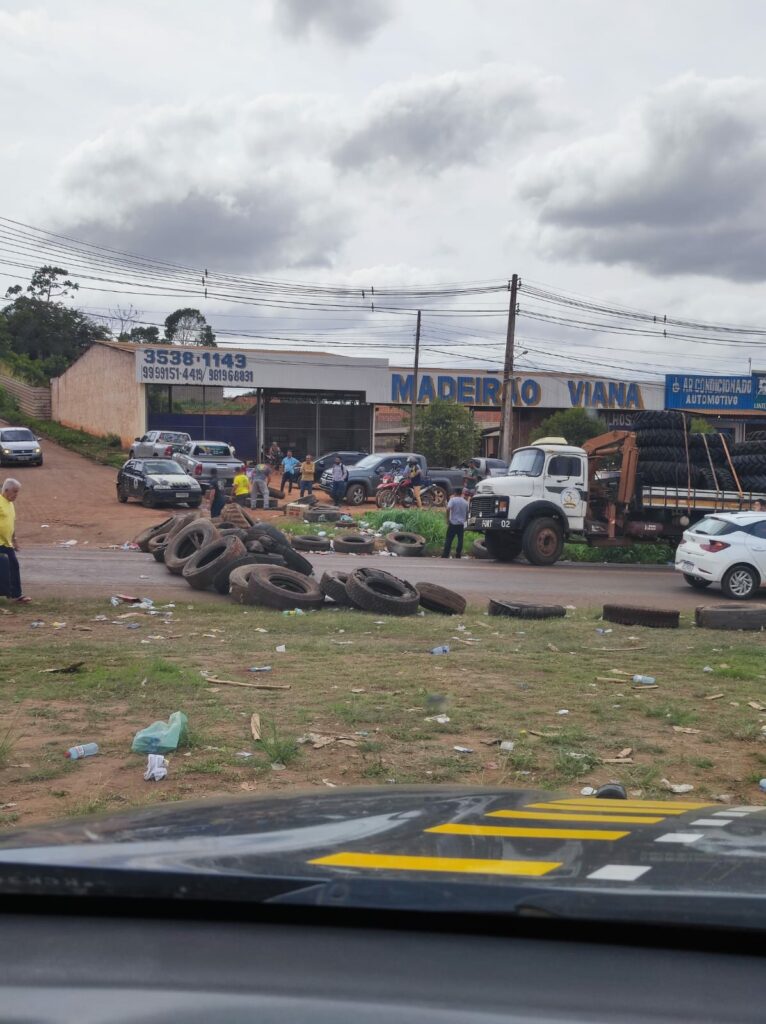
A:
[[131, 711, 188, 754]]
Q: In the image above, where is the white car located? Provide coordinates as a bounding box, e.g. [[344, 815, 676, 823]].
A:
[[675, 511, 766, 599]]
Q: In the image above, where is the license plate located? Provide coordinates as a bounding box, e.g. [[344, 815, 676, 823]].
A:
[[680, 560, 694, 572], [481, 519, 495, 529], [176, 492, 189, 498]]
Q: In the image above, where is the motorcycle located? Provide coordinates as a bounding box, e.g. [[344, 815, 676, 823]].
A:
[[375, 470, 436, 509]]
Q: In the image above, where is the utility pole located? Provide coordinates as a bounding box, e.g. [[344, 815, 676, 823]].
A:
[[498, 274, 519, 463], [409, 309, 421, 452]]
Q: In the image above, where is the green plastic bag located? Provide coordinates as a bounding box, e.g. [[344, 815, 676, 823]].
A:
[[131, 711, 188, 754]]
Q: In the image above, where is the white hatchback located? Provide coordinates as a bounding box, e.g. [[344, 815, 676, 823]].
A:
[[675, 511, 766, 599]]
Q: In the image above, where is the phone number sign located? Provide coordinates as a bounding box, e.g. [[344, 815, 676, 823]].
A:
[[135, 347, 256, 386]]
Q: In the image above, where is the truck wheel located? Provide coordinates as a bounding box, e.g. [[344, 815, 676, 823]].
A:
[[345, 484, 367, 506], [720, 564, 760, 600], [484, 532, 522, 562], [521, 517, 563, 566], [683, 573, 712, 590], [430, 485, 448, 507]]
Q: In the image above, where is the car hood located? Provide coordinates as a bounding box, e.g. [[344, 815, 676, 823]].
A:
[[0, 787, 764, 928], [1, 439, 38, 449], [146, 474, 199, 488]]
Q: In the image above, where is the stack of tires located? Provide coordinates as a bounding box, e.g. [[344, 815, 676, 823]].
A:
[[730, 432, 766, 493], [631, 411, 735, 491]]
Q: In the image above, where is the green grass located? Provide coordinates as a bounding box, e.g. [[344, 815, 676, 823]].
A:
[[257, 719, 299, 766]]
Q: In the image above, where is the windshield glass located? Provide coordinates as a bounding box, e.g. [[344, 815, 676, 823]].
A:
[[143, 460, 183, 474], [194, 444, 231, 456], [0, 429, 35, 442], [352, 455, 384, 469], [508, 448, 545, 476]]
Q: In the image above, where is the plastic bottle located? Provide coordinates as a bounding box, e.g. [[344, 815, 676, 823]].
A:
[[430, 645, 450, 655], [65, 743, 99, 760], [632, 674, 656, 685]]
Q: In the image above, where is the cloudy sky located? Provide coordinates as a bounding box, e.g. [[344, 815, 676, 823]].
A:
[[3, 0, 766, 377]]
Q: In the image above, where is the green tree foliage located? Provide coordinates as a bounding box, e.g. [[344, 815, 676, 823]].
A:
[[413, 399, 481, 466], [530, 407, 604, 447], [689, 416, 714, 434], [5, 265, 79, 303], [164, 308, 216, 346], [126, 325, 160, 344]]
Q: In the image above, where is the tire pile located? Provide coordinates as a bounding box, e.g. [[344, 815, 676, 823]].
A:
[[632, 411, 763, 492], [131, 511, 465, 616]]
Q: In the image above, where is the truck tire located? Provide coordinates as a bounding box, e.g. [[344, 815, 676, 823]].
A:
[[488, 599, 566, 620], [485, 532, 523, 562], [720, 563, 760, 600], [739, 475, 766, 492], [471, 539, 492, 559], [147, 531, 171, 555], [333, 534, 375, 554], [345, 567, 420, 616], [182, 535, 247, 590], [151, 545, 167, 564], [303, 508, 344, 523], [247, 565, 324, 611], [632, 411, 684, 430], [245, 539, 265, 553], [636, 429, 690, 448], [695, 603, 766, 629], [683, 573, 712, 590], [732, 440, 766, 455], [291, 534, 332, 552], [213, 553, 287, 595], [166, 510, 203, 540], [344, 483, 367, 507], [521, 517, 563, 566], [133, 516, 178, 552], [217, 525, 248, 541], [164, 520, 220, 575], [247, 523, 290, 546], [229, 565, 261, 604], [320, 570, 353, 606], [415, 582, 467, 616], [602, 604, 680, 629], [385, 531, 426, 556]]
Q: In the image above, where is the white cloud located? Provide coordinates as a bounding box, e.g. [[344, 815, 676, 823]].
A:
[[273, 0, 395, 43]]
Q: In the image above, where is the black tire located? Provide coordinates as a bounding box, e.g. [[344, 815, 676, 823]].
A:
[[632, 411, 685, 430], [345, 567, 420, 616], [732, 454, 766, 472], [117, 485, 129, 503], [277, 544, 314, 576], [747, 431, 766, 442], [700, 467, 735, 491], [245, 539, 265, 553], [739, 475, 766, 493], [291, 534, 332, 552], [164, 520, 220, 575], [385, 530, 426, 556], [720, 564, 760, 600], [415, 582, 467, 616], [132, 516, 178, 552], [488, 599, 565, 619], [268, 486, 284, 501], [187, 499, 202, 509], [471, 538, 492, 559], [147, 531, 171, 555], [166, 510, 203, 540], [684, 573, 712, 590], [247, 565, 324, 610], [732, 440, 766, 456], [695, 603, 766, 629], [344, 483, 367, 506], [636, 446, 690, 464], [484, 532, 523, 562], [151, 545, 167, 564], [521, 517, 563, 566], [247, 522, 290, 546], [141, 491, 156, 509], [602, 604, 680, 628], [376, 489, 397, 509], [212, 553, 286, 595], [333, 534, 375, 554], [430, 485, 449, 507], [182, 535, 247, 590], [635, 429, 690, 448], [303, 508, 344, 523], [229, 565, 261, 604], [217, 525, 248, 541], [320, 570, 353, 606]]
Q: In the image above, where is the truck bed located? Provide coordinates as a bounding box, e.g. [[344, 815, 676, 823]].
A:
[[641, 486, 765, 512]]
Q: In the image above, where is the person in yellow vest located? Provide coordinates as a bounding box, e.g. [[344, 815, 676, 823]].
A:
[[232, 467, 252, 507], [0, 478, 29, 602]]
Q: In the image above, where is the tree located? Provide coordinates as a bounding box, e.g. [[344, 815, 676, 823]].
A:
[[690, 416, 714, 434], [126, 325, 160, 344], [109, 304, 143, 339], [413, 399, 481, 466], [164, 307, 216, 346], [530, 408, 604, 447], [5, 265, 79, 303]]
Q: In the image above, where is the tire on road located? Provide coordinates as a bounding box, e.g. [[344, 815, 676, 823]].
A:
[[385, 530, 426, 556], [602, 604, 680, 629], [333, 534, 375, 554], [182, 535, 247, 590], [166, 510, 204, 540], [212, 553, 287, 595], [415, 582, 467, 616], [151, 545, 168, 563], [229, 564, 262, 604], [147, 531, 172, 555], [488, 599, 565, 620], [720, 563, 760, 600], [164, 520, 220, 575], [320, 570, 353, 606], [246, 565, 324, 611], [484, 532, 523, 562], [246, 523, 290, 546], [132, 516, 178, 552], [471, 538, 492, 559], [291, 534, 332, 552], [521, 517, 564, 566], [345, 567, 419, 616], [695, 603, 766, 630]]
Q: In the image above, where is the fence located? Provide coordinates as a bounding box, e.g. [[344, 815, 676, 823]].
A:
[[0, 373, 52, 419]]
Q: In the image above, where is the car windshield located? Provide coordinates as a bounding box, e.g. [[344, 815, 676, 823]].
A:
[[143, 460, 182, 474], [0, 429, 35, 442], [507, 448, 545, 477], [352, 455, 385, 469]]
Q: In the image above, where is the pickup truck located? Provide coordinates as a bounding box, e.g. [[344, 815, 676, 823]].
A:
[[129, 430, 192, 459], [319, 453, 507, 507], [468, 431, 765, 566], [173, 440, 244, 487]]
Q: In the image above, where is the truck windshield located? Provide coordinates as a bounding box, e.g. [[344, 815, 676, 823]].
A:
[[508, 449, 544, 477]]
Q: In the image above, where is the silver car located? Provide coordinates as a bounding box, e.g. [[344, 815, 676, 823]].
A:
[[0, 426, 43, 467], [129, 430, 192, 458]]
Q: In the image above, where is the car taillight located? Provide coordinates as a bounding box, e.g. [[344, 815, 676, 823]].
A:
[[701, 540, 730, 553], [164, 446, 173, 456], [194, 465, 203, 476]]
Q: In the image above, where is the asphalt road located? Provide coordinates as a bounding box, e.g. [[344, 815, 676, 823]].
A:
[[17, 548, 731, 609]]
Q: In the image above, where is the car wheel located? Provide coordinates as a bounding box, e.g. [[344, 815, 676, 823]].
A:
[[141, 491, 156, 508], [720, 564, 760, 600], [117, 485, 129, 503], [345, 484, 366, 506], [683, 573, 711, 590]]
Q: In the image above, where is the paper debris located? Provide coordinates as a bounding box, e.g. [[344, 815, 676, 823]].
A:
[[250, 714, 261, 741], [661, 778, 695, 794]]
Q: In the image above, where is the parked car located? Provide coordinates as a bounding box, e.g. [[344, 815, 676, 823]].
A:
[[116, 458, 202, 508], [675, 511, 766, 599], [173, 440, 244, 487], [129, 430, 192, 458], [312, 450, 368, 481], [0, 426, 43, 467]]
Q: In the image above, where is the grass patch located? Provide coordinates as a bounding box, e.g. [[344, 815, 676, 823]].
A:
[[257, 719, 299, 766]]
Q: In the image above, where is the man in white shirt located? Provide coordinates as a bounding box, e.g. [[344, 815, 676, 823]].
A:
[[442, 488, 469, 559]]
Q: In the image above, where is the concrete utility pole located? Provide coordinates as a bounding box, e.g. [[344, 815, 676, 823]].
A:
[[498, 274, 519, 463], [409, 309, 422, 452]]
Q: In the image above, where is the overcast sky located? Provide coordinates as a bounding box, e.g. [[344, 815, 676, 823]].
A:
[[3, 0, 766, 377]]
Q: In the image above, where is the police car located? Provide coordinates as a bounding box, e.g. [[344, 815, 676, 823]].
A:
[[116, 457, 202, 508]]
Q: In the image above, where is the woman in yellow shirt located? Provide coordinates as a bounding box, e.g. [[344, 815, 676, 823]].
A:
[[232, 469, 252, 507], [299, 455, 315, 498]]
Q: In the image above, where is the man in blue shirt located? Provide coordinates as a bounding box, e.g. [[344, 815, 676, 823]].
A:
[[442, 488, 469, 559], [280, 449, 300, 496]]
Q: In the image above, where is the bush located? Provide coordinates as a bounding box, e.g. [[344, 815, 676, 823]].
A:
[[363, 508, 481, 553], [563, 542, 674, 564]]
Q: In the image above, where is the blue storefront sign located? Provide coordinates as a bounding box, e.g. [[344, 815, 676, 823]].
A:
[[665, 375, 755, 411]]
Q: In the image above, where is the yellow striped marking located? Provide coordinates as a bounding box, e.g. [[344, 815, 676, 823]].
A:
[[525, 802, 704, 816], [426, 823, 629, 841], [546, 798, 710, 809], [487, 810, 664, 824], [310, 852, 560, 877]]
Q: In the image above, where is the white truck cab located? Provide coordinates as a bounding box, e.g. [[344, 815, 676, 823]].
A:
[[467, 438, 588, 564]]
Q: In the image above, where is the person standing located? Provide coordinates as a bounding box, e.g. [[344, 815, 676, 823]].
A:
[[232, 466, 252, 507], [206, 467, 227, 518], [442, 487, 470, 559], [267, 441, 283, 470], [251, 461, 272, 510], [280, 449, 300, 495], [299, 454, 315, 498], [0, 478, 29, 602], [463, 458, 482, 493], [329, 456, 349, 506]]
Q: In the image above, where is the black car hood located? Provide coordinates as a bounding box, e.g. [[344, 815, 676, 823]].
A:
[[1, 787, 765, 928]]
